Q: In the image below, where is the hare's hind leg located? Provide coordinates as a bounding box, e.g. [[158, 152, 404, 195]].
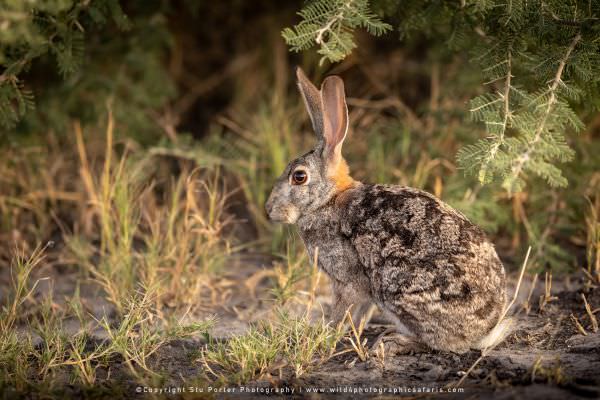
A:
[[369, 309, 427, 355]]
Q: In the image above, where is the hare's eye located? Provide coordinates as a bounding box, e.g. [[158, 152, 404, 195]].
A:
[[291, 170, 308, 185]]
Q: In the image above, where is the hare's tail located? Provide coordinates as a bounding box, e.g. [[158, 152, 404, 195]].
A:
[[475, 317, 514, 350]]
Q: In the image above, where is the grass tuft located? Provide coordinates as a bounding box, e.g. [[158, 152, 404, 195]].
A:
[[201, 310, 342, 384]]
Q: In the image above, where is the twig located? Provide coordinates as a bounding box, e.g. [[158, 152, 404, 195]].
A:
[[541, 2, 599, 27], [451, 246, 531, 388], [315, 1, 353, 45], [358, 64, 424, 131], [425, 61, 440, 135], [305, 247, 321, 317], [345, 309, 369, 362], [522, 273, 539, 315], [570, 313, 588, 336], [499, 246, 532, 322], [515, 192, 560, 268], [581, 293, 598, 333], [480, 47, 513, 177], [539, 272, 558, 313]]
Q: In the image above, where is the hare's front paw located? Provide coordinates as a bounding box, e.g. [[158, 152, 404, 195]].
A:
[[329, 280, 373, 329], [371, 330, 427, 355]]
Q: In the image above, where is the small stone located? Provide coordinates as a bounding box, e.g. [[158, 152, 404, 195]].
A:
[[423, 365, 445, 380]]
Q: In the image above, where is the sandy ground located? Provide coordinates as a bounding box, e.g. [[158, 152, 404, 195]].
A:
[[168, 277, 600, 399], [6, 256, 600, 399]]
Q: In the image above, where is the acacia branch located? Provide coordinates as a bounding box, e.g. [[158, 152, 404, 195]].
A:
[[490, 50, 512, 155], [477, 46, 512, 182], [508, 33, 581, 189], [315, 1, 354, 44]]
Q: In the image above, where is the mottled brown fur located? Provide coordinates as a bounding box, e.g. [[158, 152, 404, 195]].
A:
[[265, 69, 507, 353]]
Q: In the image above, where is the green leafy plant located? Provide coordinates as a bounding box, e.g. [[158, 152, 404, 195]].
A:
[[0, 0, 128, 128], [282, 0, 392, 65], [0, 0, 174, 139], [455, 1, 599, 193], [202, 310, 342, 384], [283, 0, 600, 193]]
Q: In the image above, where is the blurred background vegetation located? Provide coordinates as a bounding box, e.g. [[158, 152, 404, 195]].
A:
[[2, 0, 598, 273], [0, 0, 599, 394]]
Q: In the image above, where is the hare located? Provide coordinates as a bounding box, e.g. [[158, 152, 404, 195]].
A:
[[265, 68, 509, 354]]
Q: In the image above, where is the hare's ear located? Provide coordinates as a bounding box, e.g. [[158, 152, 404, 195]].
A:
[[296, 67, 324, 140], [320, 75, 348, 165]]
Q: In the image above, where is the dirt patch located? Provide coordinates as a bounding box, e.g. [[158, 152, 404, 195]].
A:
[[5, 262, 600, 399], [287, 283, 600, 399], [153, 279, 600, 399]]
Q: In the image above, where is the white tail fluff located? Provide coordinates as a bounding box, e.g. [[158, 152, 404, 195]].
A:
[[475, 247, 530, 350], [475, 317, 515, 350]]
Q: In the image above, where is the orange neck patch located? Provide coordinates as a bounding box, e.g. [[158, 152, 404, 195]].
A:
[[328, 158, 355, 192]]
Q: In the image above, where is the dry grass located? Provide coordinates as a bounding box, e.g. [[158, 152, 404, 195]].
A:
[[539, 272, 558, 313], [0, 246, 214, 393], [0, 110, 232, 393], [345, 310, 370, 362], [67, 111, 235, 315], [584, 195, 600, 285], [201, 309, 342, 385], [581, 293, 598, 333], [269, 240, 311, 305], [531, 357, 567, 385], [0, 245, 45, 390], [0, 92, 334, 393], [200, 246, 343, 385]]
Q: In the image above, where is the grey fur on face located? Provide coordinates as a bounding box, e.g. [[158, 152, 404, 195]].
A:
[[265, 150, 335, 223], [265, 68, 508, 354]]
